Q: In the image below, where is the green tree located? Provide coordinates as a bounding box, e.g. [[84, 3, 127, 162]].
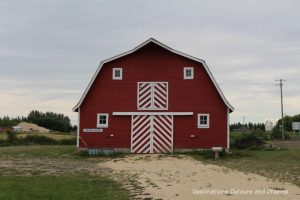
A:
[[0, 116, 23, 127], [27, 110, 73, 132]]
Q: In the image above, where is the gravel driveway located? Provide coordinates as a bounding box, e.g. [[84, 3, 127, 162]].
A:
[[99, 154, 300, 200]]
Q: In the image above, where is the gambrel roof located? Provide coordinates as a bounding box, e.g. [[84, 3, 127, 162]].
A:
[[73, 38, 234, 112]]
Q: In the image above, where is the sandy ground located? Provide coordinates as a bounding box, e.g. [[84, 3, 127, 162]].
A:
[[99, 155, 300, 200]]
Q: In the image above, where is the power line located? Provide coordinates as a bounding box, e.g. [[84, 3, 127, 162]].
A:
[[275, 79, 286, 140]]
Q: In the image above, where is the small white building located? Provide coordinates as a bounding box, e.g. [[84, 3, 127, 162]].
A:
[[12, 126, 22, 132], [265, 120, 273, 132]]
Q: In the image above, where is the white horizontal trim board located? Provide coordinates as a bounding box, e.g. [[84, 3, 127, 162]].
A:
[[73, 38, 234, 112], [113, 112, 193, 116]]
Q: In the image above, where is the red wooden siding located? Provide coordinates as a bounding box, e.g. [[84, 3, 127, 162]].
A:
[[79, 42, 228, 149]]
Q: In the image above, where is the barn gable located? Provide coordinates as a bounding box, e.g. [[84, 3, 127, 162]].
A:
[[73, 38, 234, 112]]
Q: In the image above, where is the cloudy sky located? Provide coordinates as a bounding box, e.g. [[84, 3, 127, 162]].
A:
[[1, 0, 300, 125]]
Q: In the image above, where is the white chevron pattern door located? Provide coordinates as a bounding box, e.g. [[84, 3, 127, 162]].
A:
[[153, 83, 168, 109], [131, 115, 152, 153], [137, 82, 168, 110], [152, 115, 173, 153], [137, 83, 152, 109], [131, 115, 173, 153]]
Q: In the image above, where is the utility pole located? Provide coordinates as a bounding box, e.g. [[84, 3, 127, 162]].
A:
[[276, 79, 286, 140]]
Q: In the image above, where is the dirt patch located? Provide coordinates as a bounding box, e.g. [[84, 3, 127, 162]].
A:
[[99, 154, 300, 200]]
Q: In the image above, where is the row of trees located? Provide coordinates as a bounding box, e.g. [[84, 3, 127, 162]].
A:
[[231, 114, 300, 132], [230, 122, 265, 131], [274, 114, 300, 131], [0, 116, 26, 128], [0, 110, 77, 133]]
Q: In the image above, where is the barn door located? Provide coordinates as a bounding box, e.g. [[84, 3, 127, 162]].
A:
[[131, 115, 173, 153], [152, 115, 173, 153], [137, 82, 168, 110]]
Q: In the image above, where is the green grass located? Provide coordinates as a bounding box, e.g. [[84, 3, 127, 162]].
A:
[[191, 149, 300, 186], [0, 175, 129, 200], [0, 132, 75, 140], [0, 145, 77, 159], [0, 145, 130, 199]]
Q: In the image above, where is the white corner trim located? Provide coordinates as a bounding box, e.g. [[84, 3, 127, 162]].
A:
[[73, 38, 234, 112], [113, 112, 193, 116], [227, 108, 230, 149]]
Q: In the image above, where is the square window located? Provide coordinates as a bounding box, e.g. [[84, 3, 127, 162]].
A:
[[115, 70, 120, 77], [184, 67, 194, 79], [186, 70, 191, 77], [113, 68, 122, 80], [198, 114, 209, 128], [97, 113, 109, 128]]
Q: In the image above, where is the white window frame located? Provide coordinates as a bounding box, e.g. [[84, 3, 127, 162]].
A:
[[97, 113, 109, 128], [197, 114, 210, 128], [137, 82, 168, 110], [184, 67, 194, 79], [113, 68, 123, 80]]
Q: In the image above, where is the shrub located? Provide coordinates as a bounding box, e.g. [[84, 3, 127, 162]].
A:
[[0, 138, 9, 146], [271, 129, 291, 139], [59, 138, 76, 145], [234, 134, 265, 149], [6, 130, 17, 144], [20, 135, 57, 145], [251, 129, 271, 140], [0, 133, 76, 146], [230, 132, 247, 148]]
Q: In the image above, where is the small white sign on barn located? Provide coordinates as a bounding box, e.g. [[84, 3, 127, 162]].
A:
[[83, 128, 103, 133], [292, 122, 300, 131]]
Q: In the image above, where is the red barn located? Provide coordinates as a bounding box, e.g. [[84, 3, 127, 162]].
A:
[[73, 38, 234, 154]]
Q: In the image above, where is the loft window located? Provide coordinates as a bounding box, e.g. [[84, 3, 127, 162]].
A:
[[198, 114, 210, 128], [184, 67, 194, 79], [113, 68, 123, 80], [97, 113, 109, 128]]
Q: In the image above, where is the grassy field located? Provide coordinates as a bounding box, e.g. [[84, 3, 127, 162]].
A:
[[0, 145, 77, 159], [1, 145, 299, 199], [0, 175, 129, 200], [0, 131, 75, 140], [191, 148, 300, 187], [0, 145, 129, 200]]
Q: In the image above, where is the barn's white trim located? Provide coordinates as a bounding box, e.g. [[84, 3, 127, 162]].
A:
[[227, 108, 230, 149], [73, 38, 234, 112], [113, 112, 193, 116]]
